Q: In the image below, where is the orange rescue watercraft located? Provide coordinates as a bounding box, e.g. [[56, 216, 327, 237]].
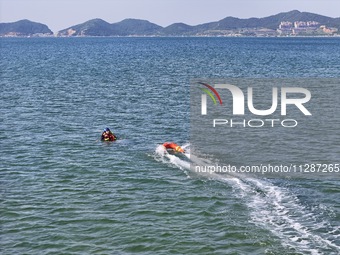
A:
[[162, 142, 185, 153]]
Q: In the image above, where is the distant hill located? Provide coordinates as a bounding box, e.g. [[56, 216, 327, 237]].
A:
[[0, 19, 53, 36], [57, 10, 339, 36], [1, 11, 339, 37], [58, 18, 162, 36], [110, 19, 163, 35], [57, 19, 113, 36], [163, 23, 194, 36], [192, 10, 340, 32]]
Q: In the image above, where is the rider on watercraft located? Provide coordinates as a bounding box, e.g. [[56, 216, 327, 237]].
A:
[[162, 142, 185, 153]]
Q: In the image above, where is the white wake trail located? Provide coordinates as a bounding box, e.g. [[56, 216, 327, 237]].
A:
[[153, 144, 340, 254]]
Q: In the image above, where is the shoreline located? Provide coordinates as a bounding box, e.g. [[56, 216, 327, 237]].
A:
[[1, 34, 340, 38]]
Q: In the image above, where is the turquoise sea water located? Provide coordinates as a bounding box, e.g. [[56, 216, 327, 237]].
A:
[[1, 37, 340, 254]]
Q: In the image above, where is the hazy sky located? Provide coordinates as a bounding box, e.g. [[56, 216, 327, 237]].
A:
[[1, 0, 339, 33]]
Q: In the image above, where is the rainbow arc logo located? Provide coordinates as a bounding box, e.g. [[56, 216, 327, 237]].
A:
[[198, 82, 223, 115], [198, 82, 223, 105]]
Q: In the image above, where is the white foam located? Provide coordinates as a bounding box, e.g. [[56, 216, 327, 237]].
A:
[[153, 144, 340, 254], [239, 178, 340, 254], [154, 145, 190, 171]]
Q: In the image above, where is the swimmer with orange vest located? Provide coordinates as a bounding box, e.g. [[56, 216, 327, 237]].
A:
[[101, 127, 117, 142], [162, 142, 185, 153]]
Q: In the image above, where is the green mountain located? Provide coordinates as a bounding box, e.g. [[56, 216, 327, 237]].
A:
[[194, 10, 340, 31], [0, 19, 53, 36], [57, 19, 112, 36], [163, 23, 194, 36], [111, 19, 163, 35], [57, 10, 339, 36], [1, 11, 339, 37], [58, 18, 162, 36]]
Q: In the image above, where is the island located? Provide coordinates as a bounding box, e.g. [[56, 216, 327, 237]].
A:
[[0, 19, 53, 37], [1, 11, 339, 37]]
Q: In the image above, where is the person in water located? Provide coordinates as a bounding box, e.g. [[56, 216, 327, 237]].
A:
[[162, 142, 185, 153], [101, 128, 117, 141]]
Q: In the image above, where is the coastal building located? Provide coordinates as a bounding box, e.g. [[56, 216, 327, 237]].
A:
[[292, 21, 319, 34], [320, 25, 338, 34], [279, 21, 293, 30], [294, 21, 319, 29], [277, 21, 293, 35], [276, 20, 338, 36]]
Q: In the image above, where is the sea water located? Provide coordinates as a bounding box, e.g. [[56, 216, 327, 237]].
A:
[[1, 37, 339, 254]]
